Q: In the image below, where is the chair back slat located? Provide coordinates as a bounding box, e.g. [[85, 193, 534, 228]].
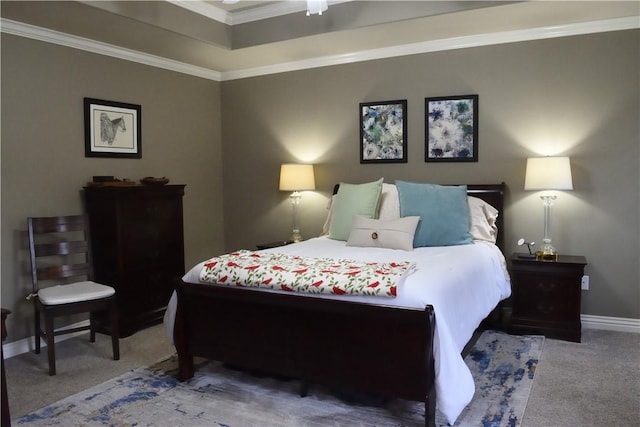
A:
[[36, 263, 91, 281], [28, 215, 95, 292], [29, 215, 86, 234], [33, 240, 88, 257]]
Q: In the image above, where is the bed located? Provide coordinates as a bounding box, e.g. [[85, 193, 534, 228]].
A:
[[165, 181, 510, 427]]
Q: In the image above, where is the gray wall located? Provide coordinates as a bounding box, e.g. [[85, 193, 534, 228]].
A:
[[1, 34, 225, 342], [1, 29, 638, 346], [221, 30, 639, 319]]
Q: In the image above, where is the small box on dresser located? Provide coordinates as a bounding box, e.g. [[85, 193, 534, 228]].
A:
[[84, 185, 185, 337], [509, 253, 587, 342]]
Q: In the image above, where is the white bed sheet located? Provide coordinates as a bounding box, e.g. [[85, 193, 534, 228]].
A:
[[164, 236, 511, 425]]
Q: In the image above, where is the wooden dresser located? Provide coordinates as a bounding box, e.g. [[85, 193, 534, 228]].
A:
[[84, 185, 185, 337]]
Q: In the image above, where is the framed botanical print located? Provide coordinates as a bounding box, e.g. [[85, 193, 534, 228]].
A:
[[425, 95, 478, 162], [360, 100, 407, 163]]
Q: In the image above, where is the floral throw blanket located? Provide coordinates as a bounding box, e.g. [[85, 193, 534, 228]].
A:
[[199, 250, 415, 298]]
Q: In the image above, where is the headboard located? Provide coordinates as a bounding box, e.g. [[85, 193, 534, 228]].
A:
[[331, 182, 506, 253]]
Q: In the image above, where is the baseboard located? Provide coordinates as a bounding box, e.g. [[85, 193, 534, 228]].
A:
[[2, 320, 90, 359], [581, 314, 640, 334], [3, 315, 638, 359]]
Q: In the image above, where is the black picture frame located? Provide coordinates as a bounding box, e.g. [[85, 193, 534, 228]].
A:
[[84, 98, 142, 158], [360, 100, 407, 163], [425, 94, 478, 162]]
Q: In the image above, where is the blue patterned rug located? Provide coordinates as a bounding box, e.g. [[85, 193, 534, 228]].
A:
[[15, 330, 543, 427]]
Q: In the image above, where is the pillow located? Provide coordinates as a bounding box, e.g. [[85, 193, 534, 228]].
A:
[[396, 181, 472, 247], [468, 196, 499, 243], [378, 183, 400, 220], [321, 182, 398, 236], [328, 178, 384, 241], [347, 215, 420, 251]]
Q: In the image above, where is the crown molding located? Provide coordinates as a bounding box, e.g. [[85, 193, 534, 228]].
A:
[[1, 16, 637, 83], [0, 19, 222, 81], [220, 16, 640, 80]]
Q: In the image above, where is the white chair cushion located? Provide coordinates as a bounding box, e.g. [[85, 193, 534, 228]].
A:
[[38, 281, 115, 305]]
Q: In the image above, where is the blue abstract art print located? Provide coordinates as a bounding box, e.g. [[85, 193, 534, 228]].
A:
[[360, 99, 407, 163], [425, 94, 478, 162]]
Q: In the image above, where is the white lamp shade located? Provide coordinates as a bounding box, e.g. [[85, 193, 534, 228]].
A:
[[279, 164, 316, 191], [524, 157, 573, 191]]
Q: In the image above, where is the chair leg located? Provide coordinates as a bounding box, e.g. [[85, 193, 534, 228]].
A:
[[89, 312, 96, 343], [34, 309, 41, 354], [110, 301, 120, 361], [44, 315, 56, 376]]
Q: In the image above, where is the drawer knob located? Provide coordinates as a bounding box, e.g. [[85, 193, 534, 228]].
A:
[[537, 281, 557, 291], [537, 303, 555, 314]]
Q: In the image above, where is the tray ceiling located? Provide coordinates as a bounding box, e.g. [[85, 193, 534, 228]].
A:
[[1, 1, 638, 79]]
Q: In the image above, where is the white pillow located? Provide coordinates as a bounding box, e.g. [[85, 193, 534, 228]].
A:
[[468, 196, 499, 243], [346, 215, 420, 251], [378, 183, 400, 220], [320, 194, 336, 236]]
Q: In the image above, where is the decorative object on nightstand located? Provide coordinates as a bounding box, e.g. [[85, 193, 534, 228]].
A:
[[509, 253, 586, 342], [279, 164, 315, 243], [524, 156, 573, 261], [516, 238, 536, 259]]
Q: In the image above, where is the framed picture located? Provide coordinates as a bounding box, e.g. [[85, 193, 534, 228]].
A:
[[425, 95, 478, 162], [84, 98, 141, 158], [360, 100, 407, 163]]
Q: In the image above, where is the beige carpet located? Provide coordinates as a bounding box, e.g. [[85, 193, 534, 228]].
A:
[[12, 331, 544, 427], [4, 323, 175, 418], [522, 329, 640, 427], [4, 325, 639, 426]]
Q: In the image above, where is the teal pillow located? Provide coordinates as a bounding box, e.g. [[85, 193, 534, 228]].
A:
[[395, 181, 472, 247], [328, 178, 384, 241]]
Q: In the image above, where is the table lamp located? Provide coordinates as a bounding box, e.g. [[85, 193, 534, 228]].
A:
[[279, 164, 315, 242], [524, 156, 573, 261]]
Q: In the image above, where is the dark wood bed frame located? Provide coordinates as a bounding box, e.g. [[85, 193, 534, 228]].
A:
[[173, 183, 505, 427]]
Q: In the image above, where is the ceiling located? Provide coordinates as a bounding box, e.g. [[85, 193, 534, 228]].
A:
[[1, 1, 638, 80]]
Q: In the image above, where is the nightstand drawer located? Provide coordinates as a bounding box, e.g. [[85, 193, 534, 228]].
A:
[[511, 272, 580, 321], [509, 253, 586, 342]]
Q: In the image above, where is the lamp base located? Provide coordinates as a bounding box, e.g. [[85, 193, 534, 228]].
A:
[[536, 244, 558, 261], [291, 229, 303, 243]]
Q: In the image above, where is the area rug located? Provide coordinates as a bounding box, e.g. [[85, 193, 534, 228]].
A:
[[15, 330, 543, 427]]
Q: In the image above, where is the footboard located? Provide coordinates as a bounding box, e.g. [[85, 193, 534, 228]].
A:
[[174, 280, 437, 427]]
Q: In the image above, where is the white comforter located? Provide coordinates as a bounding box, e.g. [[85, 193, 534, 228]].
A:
[[164, 236, 511, 425]]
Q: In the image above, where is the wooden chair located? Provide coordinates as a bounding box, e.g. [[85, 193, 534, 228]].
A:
[[27, 215, 120, 375]]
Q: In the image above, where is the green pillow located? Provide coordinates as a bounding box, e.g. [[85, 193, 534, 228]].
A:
[[328, 178, 384, 241], [395, 181, 472, 247]]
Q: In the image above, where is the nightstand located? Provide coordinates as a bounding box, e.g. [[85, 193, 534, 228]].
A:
[[509, 253, 587, 342], [256, 240, 294, 250]]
